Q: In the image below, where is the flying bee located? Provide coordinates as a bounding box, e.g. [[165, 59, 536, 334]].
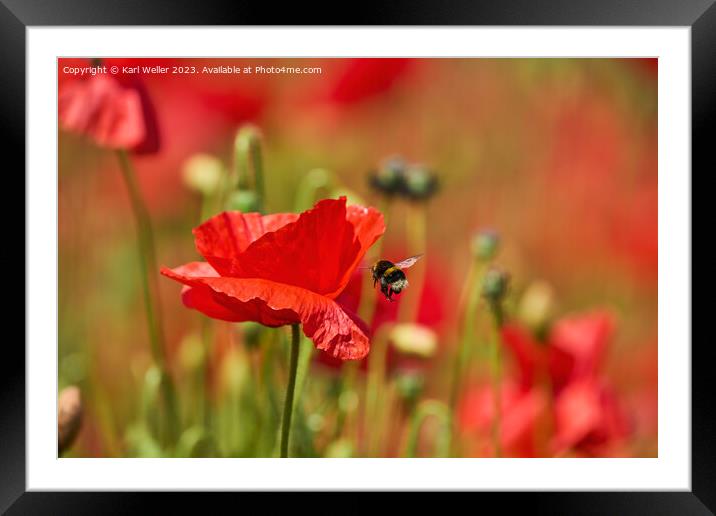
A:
[[362, 255, 423, 301]]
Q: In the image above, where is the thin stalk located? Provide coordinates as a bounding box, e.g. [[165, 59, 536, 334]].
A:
[[404, 400, 451, 458], [398, 202, 428, 323], [447, 260, 487, 457], [487, 300, 504, 457], [280, 324, 301, 457], [364, 327, 390, 456], [116, 150, 178, 444]]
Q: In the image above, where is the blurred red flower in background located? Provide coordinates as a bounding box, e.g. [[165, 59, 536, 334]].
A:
[[459, 381, 546, 457], [328, 58, 413, 104], [499, 310, 630, 456], [59, 72, 160, 154], [459, 310, 629, 457], [161, 197, 385, 360]]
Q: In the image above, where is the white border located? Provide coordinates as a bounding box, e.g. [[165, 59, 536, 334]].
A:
[[28, 27, 690, 490]]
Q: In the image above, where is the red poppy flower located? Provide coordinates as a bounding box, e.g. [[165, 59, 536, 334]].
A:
[[501, 310, 615, 392], [552, 378, 630, 456], [328, 58, 412, 103], [459, 381, 546, 458], [59, 71, 160, 153], [161, 197, 385, 360], [500, 310, 629, 456]]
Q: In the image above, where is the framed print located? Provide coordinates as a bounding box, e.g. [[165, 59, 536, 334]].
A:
[[4, 0, 710, 512]]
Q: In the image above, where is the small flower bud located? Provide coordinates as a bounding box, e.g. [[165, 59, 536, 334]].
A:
[[369, 155, 407, 196], [234, 124, 262, 155], [482, 266, 510, 304], [395, 370, 425, 404], [402, 165, 439, 201], [325, 438, 355, 458], [58, 386, 82, 455], [225, 190, 261, 213], [471, 229, 500, 261], [518, 280, 555, 332], [390, 323, 438, 359], [182, 154, 224, 197]]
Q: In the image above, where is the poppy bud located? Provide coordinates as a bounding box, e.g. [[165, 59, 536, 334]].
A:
[[225, 190, 261, 213], [234, 124, 262, 190], [482, 266, 510, 304], [471, 229, 500, 261], [518, 280, 555, 333], [402, 165, 439, 201], [182, 154, 224, 197], [389, 323, 438, 359], [58, 386, 82, 455], [395, 370, 425, 404], [369, 155, 407, 196]]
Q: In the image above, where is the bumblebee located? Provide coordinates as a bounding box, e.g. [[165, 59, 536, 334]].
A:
[[365, 255, 423, 301]]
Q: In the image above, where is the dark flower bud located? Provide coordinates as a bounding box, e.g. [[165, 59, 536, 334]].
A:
[[369, 155, 407, 196], [471, 229, 500, 261], [58, 386, 82, 455], [402, 164, 439, 201], [225, 190, 261, 213], [482, 266, 510, 304]]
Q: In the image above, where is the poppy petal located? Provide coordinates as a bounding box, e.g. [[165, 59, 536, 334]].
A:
[[193, 211, 299, 275], [221, 198, 384, 297], [161, 264, 370, 359]]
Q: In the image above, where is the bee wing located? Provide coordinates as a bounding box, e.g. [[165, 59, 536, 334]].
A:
[[394, 254, 423, 270]]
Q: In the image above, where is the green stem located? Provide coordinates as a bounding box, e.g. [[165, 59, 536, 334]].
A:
[[488, 300, 504, 457], [116, 150, 179, 444], [449, 261, 486, 413], [249, 137, 265, 212], [280, 324, 301, 457], [364, 327, 389, 457], [405, 400, 451, 458], [398, 202, 428, 323]]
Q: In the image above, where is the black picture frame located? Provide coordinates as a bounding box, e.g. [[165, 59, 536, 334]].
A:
[[3, 0, 708, 513]]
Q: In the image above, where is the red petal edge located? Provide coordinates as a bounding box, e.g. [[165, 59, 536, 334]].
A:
[[161, 262, 370, 360]]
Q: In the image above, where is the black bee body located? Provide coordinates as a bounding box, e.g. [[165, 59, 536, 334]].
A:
[[370, 256, 419, 301]]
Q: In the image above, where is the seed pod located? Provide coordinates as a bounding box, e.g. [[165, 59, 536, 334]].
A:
[[471, 229, 500, 261], [402, 165, 439, 201], [369, 155, 407, 197], [58, 386, 82, 455]]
